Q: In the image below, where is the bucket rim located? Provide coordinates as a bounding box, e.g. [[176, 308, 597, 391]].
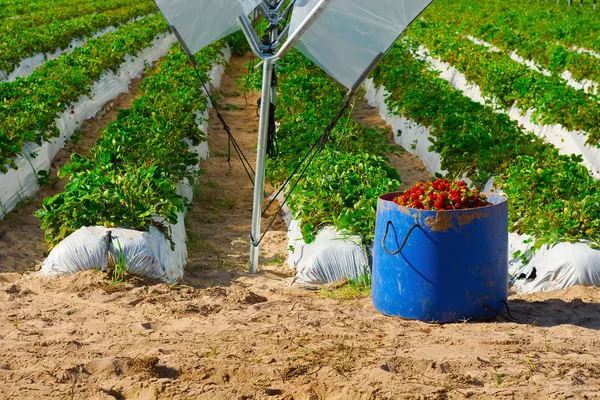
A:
[[378, 191, 507, 213]]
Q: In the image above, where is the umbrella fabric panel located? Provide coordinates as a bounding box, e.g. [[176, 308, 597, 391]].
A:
[[289, 0, 434, 90], [155, 0, 261, 54]]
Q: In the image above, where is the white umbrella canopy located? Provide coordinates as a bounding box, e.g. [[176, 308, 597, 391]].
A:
[[152, 0, 436, 274], [288, 0, 434, 91], [154, 0, 262, 54]]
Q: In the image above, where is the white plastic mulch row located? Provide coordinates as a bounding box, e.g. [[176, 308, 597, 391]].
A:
[[0, 32, 176, 221], [414, 45, 600, 179], [0, 14, 153, 82], [364, 71, 600, 294], [273, 194, 370, 287], [571, 45, 600, 60], [40, 46, 232, 283], [465, 35, 599, 95]]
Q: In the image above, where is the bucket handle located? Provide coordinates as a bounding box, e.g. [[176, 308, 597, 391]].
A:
[[382, 221, 422, 256]]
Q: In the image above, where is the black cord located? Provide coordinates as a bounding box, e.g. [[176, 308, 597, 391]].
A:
[[256, 69, 279, 159], [501, 300, 518, 322], [190, 64, 256, 186], [251, 96, 354, 247], [483, 305, 515, 322], [268, 69, 278, 158], [267, 102, 278, 158], [382, 223, 422, 256], [165, 22, 256, 186]]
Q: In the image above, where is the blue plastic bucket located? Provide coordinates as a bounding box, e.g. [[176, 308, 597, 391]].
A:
[[372, 192, 508, 323]]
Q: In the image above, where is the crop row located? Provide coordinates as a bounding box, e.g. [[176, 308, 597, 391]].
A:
[[455, 0, 600, 53], [0, 1, 157, 74], [36, 43, 225, 247], [0, 0, 80, 18], [422, 0, 600, 92], [264, 51, 401, 244], [371, 40, 600, 252], [405, 19, 600, 147], [1, 0, 135, 38], [0, 15, 169, 172]]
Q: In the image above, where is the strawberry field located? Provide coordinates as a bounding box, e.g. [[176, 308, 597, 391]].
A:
[[1, 0, 600, 397], [0, 0, 597, 282], [0, 0, 597, 288]]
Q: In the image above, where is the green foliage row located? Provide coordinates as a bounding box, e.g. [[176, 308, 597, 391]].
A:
[[0, 15, 168, 173], [423, 0, 600, 94], [443, 0, 600, 53], [36, 43, 225, 248], [0, 0, 78, 18], [0, 0, 157, 74], [372, 40, 600, 252], [405, 18, 600, 147], [262, 51, 401, 244], [1, 0, 136, 42]]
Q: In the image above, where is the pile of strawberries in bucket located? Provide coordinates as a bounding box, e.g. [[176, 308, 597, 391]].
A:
[[393, 179, 491, 210]]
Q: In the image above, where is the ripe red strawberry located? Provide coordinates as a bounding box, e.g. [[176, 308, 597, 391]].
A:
[[393, 179, 490, 210]]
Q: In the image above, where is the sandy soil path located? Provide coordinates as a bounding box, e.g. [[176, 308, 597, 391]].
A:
[[1, 269, 600, 399], [0, 55, 599, 400]]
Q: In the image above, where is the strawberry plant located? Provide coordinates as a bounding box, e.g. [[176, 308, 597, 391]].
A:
[[37, 165, 183, 246], [393, 179, 490, 211], [0, 0, 137, 36], [36, 42, 225, 247], [1, 0, 81, 19], [405, 19, 600, 147], [288, 149, 400, 244], [430, 0, 600, 55], [0, 15, 169, 172], [422, 0, 600, 92], [372, 39, 600, 250], [260, 50, 402, 244], [0, 1, 157, 75]]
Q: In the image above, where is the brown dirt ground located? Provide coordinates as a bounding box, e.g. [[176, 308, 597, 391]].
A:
[[2, 270, 600, 399], [0, 55, 600, 400]]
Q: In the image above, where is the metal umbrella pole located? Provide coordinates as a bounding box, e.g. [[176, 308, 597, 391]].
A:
[[239, 0, 329, 274], [238, 3, 288, 274], [249, 58, 274, 274]]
